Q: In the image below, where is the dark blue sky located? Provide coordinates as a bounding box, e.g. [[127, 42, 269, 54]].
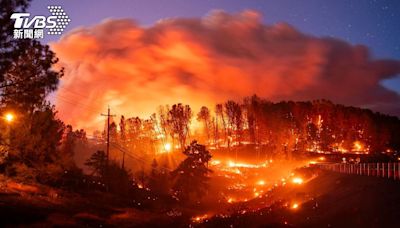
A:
[[28, 0, 400, 93]]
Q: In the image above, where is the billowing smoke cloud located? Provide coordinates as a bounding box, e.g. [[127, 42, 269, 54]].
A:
[[51, 10, 400, 131]]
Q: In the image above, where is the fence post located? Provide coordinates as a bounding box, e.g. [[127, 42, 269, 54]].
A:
[[388, 163, 391, 179], [383, 162, 385, 178], [398, 163, 400, 180], [363, 163, 366, 175], [377, 163, 379, 177], [367, 163, 370, 176]]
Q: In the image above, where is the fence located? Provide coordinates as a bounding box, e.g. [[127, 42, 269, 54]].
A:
[[314, 162, 400, 180]]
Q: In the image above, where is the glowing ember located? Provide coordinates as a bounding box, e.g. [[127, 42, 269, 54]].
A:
[[318, 156, 325, 161], [4, 113, 14, 123], [210, 160, 221, 165], [353, 141, 363, 151], [292, 177, 303, 185], [227, 161, 268, 168], [192, 214, 209, 223], [291, 203, 299, 209], [164, 143, 172, 152], [257, 180, 266, 186]]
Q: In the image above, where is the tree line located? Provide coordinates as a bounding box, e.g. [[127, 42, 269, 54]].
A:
[[100, 96, 400, 162]]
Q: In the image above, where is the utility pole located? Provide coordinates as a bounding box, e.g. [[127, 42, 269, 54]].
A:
[[101, 106, 116, 164]]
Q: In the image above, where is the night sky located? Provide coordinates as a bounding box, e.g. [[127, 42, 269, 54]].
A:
[[26, 0, 400, 111]]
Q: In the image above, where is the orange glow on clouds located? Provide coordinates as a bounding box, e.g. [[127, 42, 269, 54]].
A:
[[51, 11, 400, 131]]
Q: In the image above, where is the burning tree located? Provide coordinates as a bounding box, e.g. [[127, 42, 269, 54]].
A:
[[168, 103, 192, 150], [225, 100, 243, 146], [171, 141, 212, 202], [197, 106, 211, 143], [215, 103, 227, 146]]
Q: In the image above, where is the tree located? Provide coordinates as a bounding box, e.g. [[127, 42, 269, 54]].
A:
[[168, 104, 192, 150], [215, 103, 227, 145], [157, 105, 171, 141], [85, 150, 131, 194], [0, 0, 30, 79], [2, 106, 72, 184], [59, 125, 87, 168], [197, 106, 211, 143], [126, 116, 142, 150], [171, 141, 212, 202], [85, 150, 107, 177], [0, 0, 67, 183], [225, 100, 243, 145], [243, 95, 262, 144], [148, 159, 170, 195], [119, 115, 126, 168], [1, 40, 63, 113]]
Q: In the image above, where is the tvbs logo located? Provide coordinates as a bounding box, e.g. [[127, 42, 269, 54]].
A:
[[11, 6, 70, 39]]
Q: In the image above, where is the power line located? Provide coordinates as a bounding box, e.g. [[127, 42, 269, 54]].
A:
[[110, 142, 173, 172], [101, 106, 116, 164]]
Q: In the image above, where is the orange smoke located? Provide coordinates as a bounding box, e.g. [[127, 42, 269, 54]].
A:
[[51, 10, 400, 132]]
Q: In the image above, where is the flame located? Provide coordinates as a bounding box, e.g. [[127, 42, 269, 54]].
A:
[[292, 177, 303, 185], [164, 143, 172, 152], [4, 112, 14, 123], [192, 214, 209, 222], [210, 160, 221, 165], [257, 180, 266, 186], [353, 141, 363, 151], [227, 161, 269, 168]]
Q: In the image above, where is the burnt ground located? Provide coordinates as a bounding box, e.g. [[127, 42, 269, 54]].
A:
[[2, 169, 400, 227], [201, 169, 400, 227]]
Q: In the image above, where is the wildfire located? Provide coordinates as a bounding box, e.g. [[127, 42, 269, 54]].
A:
[[309, 160, 317, 165], [353, 141, 362, 151], [192, 214, 209, 223], [164, 143, 172, 152], [257, 180, 266, 186], [291, 203, 299, 210], [210, 160, 221, 166], [4, 112, 14, 123], [227, 160, 269, 169], [292, 177, 303, 185]]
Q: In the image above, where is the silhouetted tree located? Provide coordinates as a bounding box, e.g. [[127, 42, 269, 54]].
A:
[[168, 104, 192, 150], [0, 0, 30, 79], [197, 106, 211, 143], [171, 141, 212, 202], [215, 103, 227, 146], [148, 159, 170, 195], [225, 100, 243, 145], [85, 150, 131, 194]]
